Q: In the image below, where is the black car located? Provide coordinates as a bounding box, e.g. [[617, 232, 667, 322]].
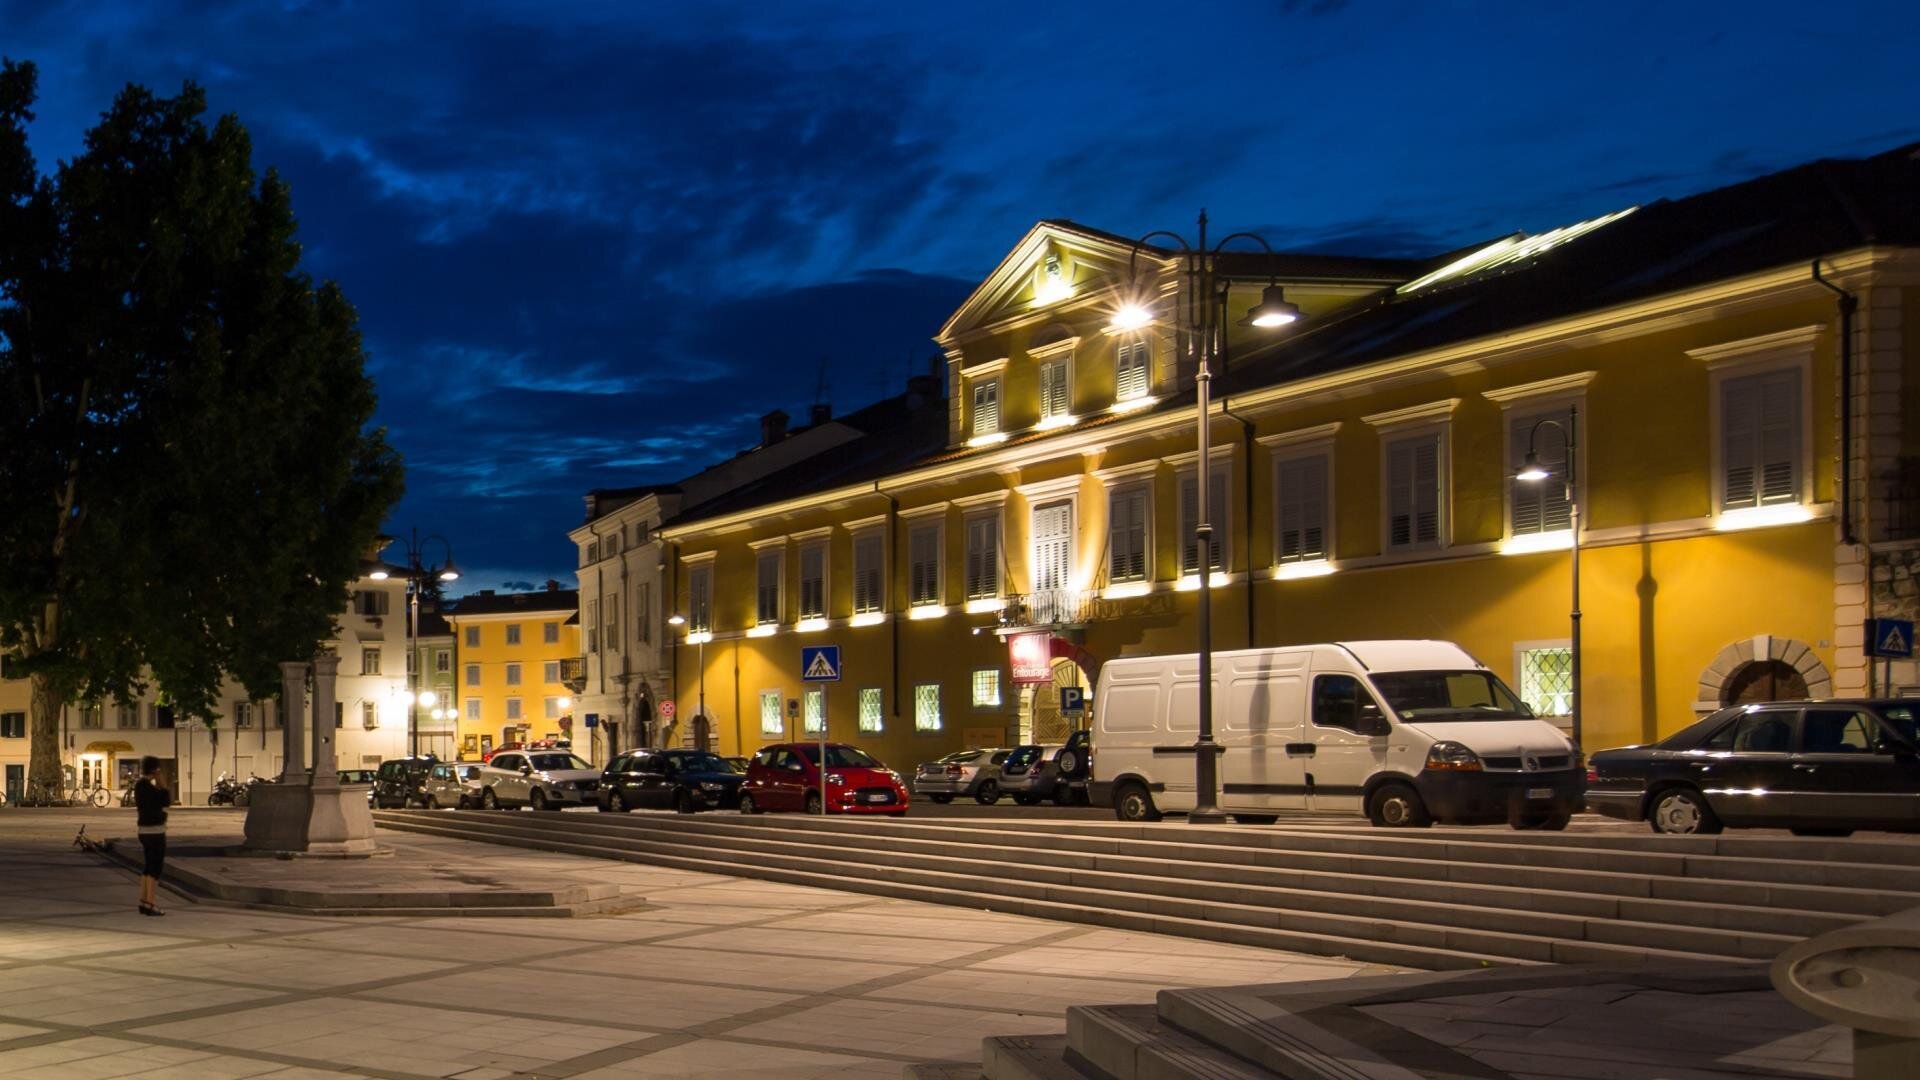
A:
[[598, 748, 743, 813], [371, 755, 440, 809], [1588, 699, 1919, 836]]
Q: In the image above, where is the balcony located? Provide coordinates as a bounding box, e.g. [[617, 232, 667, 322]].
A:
[[998, 589, 1096, 631], [559, 657, 587, 694]]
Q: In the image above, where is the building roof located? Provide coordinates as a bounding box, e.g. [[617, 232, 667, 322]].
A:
[[1037, 218, 1422, 282], [414, 611, 452, 638], [446, 588, 580, 617]]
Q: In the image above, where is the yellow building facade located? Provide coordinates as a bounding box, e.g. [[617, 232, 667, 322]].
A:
[[445, 588, 582, 760], [659, 151, 1920, 770]]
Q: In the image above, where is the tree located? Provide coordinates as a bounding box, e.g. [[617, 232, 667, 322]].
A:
[[0, 61, 404, 793]]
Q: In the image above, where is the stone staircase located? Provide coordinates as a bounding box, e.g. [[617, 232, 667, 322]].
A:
[[370, 809, 1920, 972]]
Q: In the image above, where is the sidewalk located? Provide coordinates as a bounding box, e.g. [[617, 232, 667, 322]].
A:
[[0, 809, 1387, 1078]]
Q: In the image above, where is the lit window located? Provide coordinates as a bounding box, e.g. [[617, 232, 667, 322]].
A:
[[1518, 647, 1573, 717], [914, 683, 942, 732], [1275, 453, 1330, 563], [1108, 488, 1148, 583], [760, 691, 784, 736], [803, 688, 825, 735], [971, 669, 1001, 708], [972, 379, 1001, 437], [858, 688, 884, 733], [1115, 340, 1150, 401], [1384, 434, 1443, 550]]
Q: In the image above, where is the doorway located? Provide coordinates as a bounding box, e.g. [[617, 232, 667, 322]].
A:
[[1018, 656, 1087, 745], [1726, 659, 1809, 704]]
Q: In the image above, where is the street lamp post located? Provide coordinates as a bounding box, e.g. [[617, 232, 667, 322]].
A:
[[1111, 211, 1301, 824], [373, 529, 459, 758], [1516, 406, 1581, 747], [667, 614, 704, 747]]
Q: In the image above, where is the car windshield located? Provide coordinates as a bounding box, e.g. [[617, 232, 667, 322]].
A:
[[1005, 747, 1040, 767], [1368, 671, 1535, 722], [529, 753, 592, 771], [940, 750, 985, 764], [675, 753, 732, 773], [1882, 706, 1917, 744], [796, 745, 884, 768]]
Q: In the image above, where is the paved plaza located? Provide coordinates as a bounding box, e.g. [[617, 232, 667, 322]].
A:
[[0, 809, 1385, 1078]]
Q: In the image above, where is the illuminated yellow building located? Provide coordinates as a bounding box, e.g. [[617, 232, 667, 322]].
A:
[[658, 146, 1920, 768], [446, 586, 582, 760]]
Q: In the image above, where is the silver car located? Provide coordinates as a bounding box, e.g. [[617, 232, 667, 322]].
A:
[[914, 748, 1012, 805], [476, 750, 600, 810], [999, 744, 1069, 805], [421, 762, 484, 809]]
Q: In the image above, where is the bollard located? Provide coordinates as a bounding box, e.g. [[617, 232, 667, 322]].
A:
[[1771, 904, 1920, 1079]]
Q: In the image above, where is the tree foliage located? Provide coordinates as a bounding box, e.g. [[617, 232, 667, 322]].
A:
[[0, 60, 404, 788]]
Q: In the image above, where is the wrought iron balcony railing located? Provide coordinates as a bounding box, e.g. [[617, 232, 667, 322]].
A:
[[997, 588, 1097, 630], [559, 657, 587, 694]]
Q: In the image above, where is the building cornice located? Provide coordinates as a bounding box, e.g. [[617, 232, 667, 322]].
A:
[[1481, 371, 1598, 405]]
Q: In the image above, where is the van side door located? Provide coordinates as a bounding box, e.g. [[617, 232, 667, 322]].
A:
[[1221, 662, 1306, 810], [1306, 674, 1390, 814]]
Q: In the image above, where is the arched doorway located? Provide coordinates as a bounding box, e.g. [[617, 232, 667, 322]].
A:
[[1725, 660, 1809, 704], [1019, 657, 1088, 745], [691, 713, 711, 752]]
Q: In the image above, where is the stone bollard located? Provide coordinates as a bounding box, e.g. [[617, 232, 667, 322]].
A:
[[1771, 904, 1920, 1079]]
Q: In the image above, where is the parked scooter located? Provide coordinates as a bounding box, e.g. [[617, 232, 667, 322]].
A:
[[207, 772, 247, 806]]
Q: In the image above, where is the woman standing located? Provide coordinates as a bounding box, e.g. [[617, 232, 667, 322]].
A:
[[133, 756, 170, 916]]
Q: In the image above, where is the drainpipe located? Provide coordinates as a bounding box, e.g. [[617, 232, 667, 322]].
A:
[[1222, 397, 1257, 648], [668, 541, 679, 743], [1813, 260, 1858, 546], [884, 486, 901, 722]]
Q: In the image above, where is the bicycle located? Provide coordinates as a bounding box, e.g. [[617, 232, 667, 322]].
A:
[[70, 783, 113, 809]]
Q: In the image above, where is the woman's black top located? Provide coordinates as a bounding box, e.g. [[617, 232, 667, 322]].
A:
[[134, 777, 170, 829]]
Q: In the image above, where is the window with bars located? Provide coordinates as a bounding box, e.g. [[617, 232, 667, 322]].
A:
[[964, 515, 998, 601], [914, 683, 942, 732], [1108, 487, 1148, 583], [799, 545, 826, 620], [1385, 433, 1443, 549], [1510, 409, 1574, 535], [852, 534, 884, 614], [1275, 453, 1330, 564], [1178, 468, 1230, 574], [1518, 646, 1573, 717], [1039, 359, 1069, 421], [971, 669, 1001, 708], [1115, 340, 1150, 401], [689, 565, 712, 632], [760, 691, 784, 736], [1721, 368, 1800, 510], [909, 524, 941, 606], [858, 688, 884, 733], [803, 687, 825, 735], [756, 550, 782, 625], [972, 379, 1000, 436]]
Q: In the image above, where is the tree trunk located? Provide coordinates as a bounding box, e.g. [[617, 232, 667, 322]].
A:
[[28, 671, 66, 793]]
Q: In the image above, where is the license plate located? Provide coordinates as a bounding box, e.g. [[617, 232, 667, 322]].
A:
[[865, 792, 891, 803], [1526, 787, 1554, 800]]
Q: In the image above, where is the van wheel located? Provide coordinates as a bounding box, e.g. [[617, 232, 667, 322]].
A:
[[1367, 783, 1432, 828], [1113, 782, 1162, 823]]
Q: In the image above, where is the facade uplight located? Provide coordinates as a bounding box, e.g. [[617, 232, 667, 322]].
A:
[[1110, 304, 1153, 331]]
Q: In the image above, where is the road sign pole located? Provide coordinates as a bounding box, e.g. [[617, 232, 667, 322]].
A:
[[819, 694, 828, 817]]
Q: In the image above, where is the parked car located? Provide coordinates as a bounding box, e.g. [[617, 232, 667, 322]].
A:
[[337, 769, 377, 786], [739, 743, 909, 816], [421, 762, 485, 809], [914, 748, 1012, 804], [481, 741, 523, 763], [599, 749, 742, 813], [475, 749, 600, 810], [371, 755, 440, 809], [723, 756, 750, 774], [1087, 640, 1584, 829], [999, 744, 1072, 805], [1588, 699, 1920, 836]]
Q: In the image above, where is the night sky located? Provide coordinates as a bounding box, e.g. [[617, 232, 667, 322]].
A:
[[5, 1, 1916, 590]]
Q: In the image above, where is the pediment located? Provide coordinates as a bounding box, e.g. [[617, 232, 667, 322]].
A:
[[937, 221, 1166, 343]]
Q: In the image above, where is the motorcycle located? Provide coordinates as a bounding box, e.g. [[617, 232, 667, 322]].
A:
[[207, 772, 247, 806]]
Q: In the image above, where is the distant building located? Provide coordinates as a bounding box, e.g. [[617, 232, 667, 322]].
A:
[[444, 584, 581, 760]]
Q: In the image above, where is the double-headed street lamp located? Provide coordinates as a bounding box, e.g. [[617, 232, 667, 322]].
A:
[[372, 529, 459, 758], [1515, 407, 1581, 747], [1110, 211, 1301, 825]]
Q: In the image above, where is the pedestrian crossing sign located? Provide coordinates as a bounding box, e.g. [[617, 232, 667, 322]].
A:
[[1866, 618, 1914, 659], [801, 645, 842, 682]]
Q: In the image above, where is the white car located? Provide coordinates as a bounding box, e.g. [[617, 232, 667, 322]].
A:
[[476, 750, 601, 811]]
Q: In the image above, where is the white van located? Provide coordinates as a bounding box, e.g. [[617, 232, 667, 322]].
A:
[[1087, 640, 1583, 829]]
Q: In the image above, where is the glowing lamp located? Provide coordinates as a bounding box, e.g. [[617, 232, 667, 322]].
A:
[[1243, 285, 1299, 328]]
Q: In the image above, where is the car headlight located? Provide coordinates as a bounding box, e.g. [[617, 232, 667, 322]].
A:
[[1425, 741, 1483, 772], [826, 772, 845, 785]]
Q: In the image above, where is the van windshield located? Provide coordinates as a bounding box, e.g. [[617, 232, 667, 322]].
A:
[[1369, 671, 1535, 722]]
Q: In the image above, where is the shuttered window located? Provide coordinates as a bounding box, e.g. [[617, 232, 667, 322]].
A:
[[964, 515, 999, 600], [1510, 409, 1573, 535], [852, 534, 884, 613], [755, 550, 781, 625], [1032, 503, 1072, 591], [689, 565, 712, 632], [798, 545, 825, 619], [1275, 454, 1329, 563], [1108, 488, 1149, 583], [972, 379, 1000, 436], [1040, 360, 1070, 421], [909, 524, 941, 606], [1385, 434, 1442, 549], [1722, 369, 1800, 510], [1179, 468, 1229, 574], [1115, 340, 1150, 402]]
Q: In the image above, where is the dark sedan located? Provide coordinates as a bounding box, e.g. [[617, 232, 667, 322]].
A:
[[598, 749, 743, 813], [1588, 699, 1919, 835]]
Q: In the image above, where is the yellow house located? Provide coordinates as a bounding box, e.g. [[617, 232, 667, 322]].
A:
[[658, 145, 1920, 770], [446, 587, 582, 760]]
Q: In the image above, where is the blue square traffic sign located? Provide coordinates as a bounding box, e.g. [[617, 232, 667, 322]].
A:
[[801, 645, 842, 682], [1866, 618, 1914, 659]]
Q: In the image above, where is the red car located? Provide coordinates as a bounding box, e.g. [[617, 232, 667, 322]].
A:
[[739, 743, 910, 816]]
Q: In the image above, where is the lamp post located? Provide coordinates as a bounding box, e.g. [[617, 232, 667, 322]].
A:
[[1516, 406, 1581, 747], [667, 614, 704, 746], [372, 529, 459, 758], [1110, 211, 1301, 824]]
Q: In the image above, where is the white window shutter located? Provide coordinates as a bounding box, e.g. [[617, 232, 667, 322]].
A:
[[1278, 455, 1328, 562], [1387, 442, 1414, 547], [1179, 475, 1199, 574], [1109, 490, 1146, 581], [1116, 341, 1149, 401], [1757, 370, 1798, 504], [1413, 439, 1440, 544], [1208, 468, 1228, 570], [972, 381, 999, 435], [1723, 377, 1759, 509], [966, 517, 997, 599]]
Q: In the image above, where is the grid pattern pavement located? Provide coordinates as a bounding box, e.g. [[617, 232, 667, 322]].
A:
[[0, 809, 1384, 1078]]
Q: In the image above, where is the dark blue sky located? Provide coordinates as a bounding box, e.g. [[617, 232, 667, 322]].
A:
[[5, 0, 1917, 590]]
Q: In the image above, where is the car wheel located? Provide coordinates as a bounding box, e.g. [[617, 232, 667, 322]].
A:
[[606, 791, 627, 813], [530, 789, 551, 812], [674, 790, 694, 814], [1051, 784, 1073, 806], [1113, 782, 1162, 823], [1792, 827, 1854, 837], [927, 794, 953, 804], [1367, 783, 1432, 828], [974, 780, 1000, 805], [1513, 811, 1571, 831], [738, 792, 760, 815], [804, 791, 824, 816], [1014, 794, 1041, 806], [1648, 787, 1722, 835], [480, 788, 499, 811], [426, 793, 442, 810]]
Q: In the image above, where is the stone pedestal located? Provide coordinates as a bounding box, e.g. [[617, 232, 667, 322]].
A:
[[244, 654, 376, 854]]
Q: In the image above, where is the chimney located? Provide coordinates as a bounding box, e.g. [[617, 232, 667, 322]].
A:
[[760, 409, 789, 447], [809, 402, 832, 426]]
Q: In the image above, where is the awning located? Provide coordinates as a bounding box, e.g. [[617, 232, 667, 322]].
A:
[[83, 741, 136, 755]]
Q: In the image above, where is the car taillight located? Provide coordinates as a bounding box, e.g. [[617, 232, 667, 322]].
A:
[[1585, 766, 1600, 783], [945, 765, 963, 776]]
